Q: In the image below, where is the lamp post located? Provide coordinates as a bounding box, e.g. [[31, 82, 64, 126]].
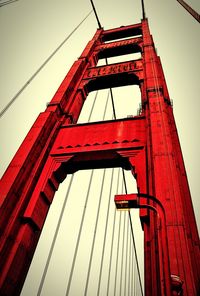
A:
[[114, 193, 183, 296]]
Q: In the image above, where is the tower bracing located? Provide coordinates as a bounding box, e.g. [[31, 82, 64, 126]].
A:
[[0, 18, 199, 296]]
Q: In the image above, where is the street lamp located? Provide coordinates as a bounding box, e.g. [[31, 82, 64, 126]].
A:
[[114, 193, 183, 296]]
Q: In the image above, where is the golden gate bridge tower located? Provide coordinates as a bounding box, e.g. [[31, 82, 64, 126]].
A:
[[0, 1, 199, 295]]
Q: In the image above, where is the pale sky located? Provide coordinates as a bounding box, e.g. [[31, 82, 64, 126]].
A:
[[0, 0, 200, 295]]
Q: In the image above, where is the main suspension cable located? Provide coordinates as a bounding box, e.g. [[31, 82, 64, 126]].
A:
[[0, 10, 92, 118], [0, 0, 18, 7], [141, 0, 146, 19], [89, 0, 102, 29], [176, 0, 200, 23]]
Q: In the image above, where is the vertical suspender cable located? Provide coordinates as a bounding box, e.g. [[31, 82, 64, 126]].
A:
[[65, 170, 94, 296], [106, 168, 120, 296], [84, 89, 111, 295], [127, 219, 131, 296], [38, 87, 99, 295], [102, 33, 142, 296], [130, 236, 134, 296], [89, 89, 109, 123], [102, 91, 110, 120], [122, 169, 143, 295], [87, 17, 131, 296], [105, 58, 117, 120], [124, 213, 130, 295], [105, 56, 143, 296], [113, 177, 125, 295], [122, 169, 128, 193], [119, 209, 126, 295], [88, 90, 99, 122], [37, 175, 74, 296], [104, 53, 144, 296], [113, 206, 122, 296], [65, 86, 109, 295], [61, 0, 145, 295], [87, 91, 99, 122], [129, 211, 144, 296], [90, 0, 120, 160], [134, 250, 137, 296], [96, 168, 114, 296], [128, 224, 132, 296], [83, 169, 106, 296]]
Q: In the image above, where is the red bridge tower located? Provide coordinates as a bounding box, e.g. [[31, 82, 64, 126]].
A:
[[0, 19, 199, 295]]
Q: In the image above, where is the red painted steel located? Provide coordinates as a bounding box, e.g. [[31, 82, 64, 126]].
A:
[[0, 19, 199, 296]]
